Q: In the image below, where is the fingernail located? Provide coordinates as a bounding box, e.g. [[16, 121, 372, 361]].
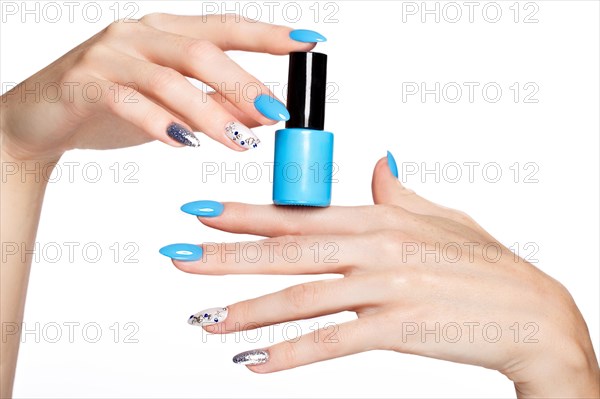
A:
[[232, 349, 269, 366], [387, 151, 398, 179], [159, 243, 202, 261], [188, 307, 228, 326], [290, 29, 327, 43], [254, 94, 290, 121], [225, 122, 260, 150], [180, 200, 224, 217], [167, 123, 200, 147]]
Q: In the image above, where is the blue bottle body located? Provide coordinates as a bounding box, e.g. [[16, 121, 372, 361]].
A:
[[273, 128, 334, 207]]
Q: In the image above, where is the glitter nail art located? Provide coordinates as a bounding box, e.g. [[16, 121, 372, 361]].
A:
[[188, 307, 228, 326], [232, 349, 269, 366], [167, 123, 200, 147], [225, 122, 260, 150]]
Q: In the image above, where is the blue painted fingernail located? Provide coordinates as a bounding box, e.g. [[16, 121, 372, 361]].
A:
[[167, 123, 200, 147], [254, 94, 290, 121], [387, 151, 398, 179], [290, 29, 327, 43], [180, 200, 224, 217], [159, 244, 202, 261]]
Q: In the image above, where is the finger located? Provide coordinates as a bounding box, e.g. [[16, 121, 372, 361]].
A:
[[194, 276, 383, 334], [171, 234, 368, 276], [127, 26, 283, 126], [207, 92, 261, 128], [86, 77, 196, 147], [140, 13, 317, 54], [195, 202, 414, 237], [372, 154, 441, 213], [92, 47, 254, 151], [233, 318, 381, 372], [373, 155, 492, 236]]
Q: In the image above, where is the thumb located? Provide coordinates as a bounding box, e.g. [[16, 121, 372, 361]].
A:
[[372, 152, 494, 237], [372, 151, 443, 215]]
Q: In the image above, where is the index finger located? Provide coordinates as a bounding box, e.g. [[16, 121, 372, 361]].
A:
[[181, 201, 414, 237]]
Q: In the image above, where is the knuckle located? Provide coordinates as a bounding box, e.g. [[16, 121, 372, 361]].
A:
[[222, 13, 243, 23], [103, 20, 129, 38], [313, 327, 342, 356], [147, 66, 181, 93], [386, 268, 414, 291], [374, 204, 405, 225], [184, 39, 220, 60], [135, 107, 163, 134], [271, 235, 303, 262], [77, 44, 109, 68], [453, 210, 475, 225], [139, 12, 165, 26], [279, 340, 298, 368], [275, 208, 310, 235], [373, 230, 409, 258], [233, 301, 254, 330], [100, 85, 120, 110], [285, 283, 319, 312], [264, 24, 288, 46], [59, 68, 83, 86]]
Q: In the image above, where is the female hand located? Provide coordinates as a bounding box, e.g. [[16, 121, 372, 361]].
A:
[[0, 14, 320, 161], [162, 154, 600, 398]]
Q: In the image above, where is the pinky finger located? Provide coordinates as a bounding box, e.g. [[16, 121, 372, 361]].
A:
[[232, 318, 380, 373], [92, 78, 200, 147]]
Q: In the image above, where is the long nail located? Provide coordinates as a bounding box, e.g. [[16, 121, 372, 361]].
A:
[[387, 151, 398, 179], [167, 123, 200, 147], [225, 122, 260, 150], [188, 307, 228, 326], [159, 243, 202, 261], [290, 29, 327, 43], [232, 349, 269, 366], [180, 200, 224, 217], [254, 95, 290, 121]]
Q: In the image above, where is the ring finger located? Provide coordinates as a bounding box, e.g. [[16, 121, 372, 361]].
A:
[[92, 47, 255, 151], [190, 275, 384, 334]]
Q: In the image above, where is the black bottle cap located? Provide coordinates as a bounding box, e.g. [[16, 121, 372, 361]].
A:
[[285, 51, 328, 130]]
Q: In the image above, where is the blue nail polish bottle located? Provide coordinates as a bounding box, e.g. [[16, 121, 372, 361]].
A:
[[273, 52, 333, 207]]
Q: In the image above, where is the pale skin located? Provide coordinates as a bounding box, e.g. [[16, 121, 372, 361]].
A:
[[1, 13, 598, 399], [1, 14, 314, 397], [173, 160, 600, 398]]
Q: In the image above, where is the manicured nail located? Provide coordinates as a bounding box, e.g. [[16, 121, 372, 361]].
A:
[[254, 94, 290, 121], [188, 307, 228, 326], [225, 122, 260, 150], [387, 151, 398, 179], [180, 200, 224, 217], [167, 123, 200, 147], [159, 243, 202, 261], [233, 349, 269, 366], [290, 29, 327, 43]]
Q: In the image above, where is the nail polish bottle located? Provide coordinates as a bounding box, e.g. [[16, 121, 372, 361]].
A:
[[273, 51, 333, 207]]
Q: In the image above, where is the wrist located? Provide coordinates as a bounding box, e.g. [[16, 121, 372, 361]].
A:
[[509, 338, 599, 398], [1, 109, 64, 165], [1, 133, 61, 188]]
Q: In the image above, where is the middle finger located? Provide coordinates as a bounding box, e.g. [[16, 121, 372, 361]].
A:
[[127, 26, 286, 126]]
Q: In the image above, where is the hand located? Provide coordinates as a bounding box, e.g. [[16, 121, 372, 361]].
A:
[[163, 155, 600, 398], [0, 14, 317, 161]]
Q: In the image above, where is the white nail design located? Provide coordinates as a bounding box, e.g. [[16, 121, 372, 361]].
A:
[[188, 307, 228, 326], [225, 122, 260, 150]]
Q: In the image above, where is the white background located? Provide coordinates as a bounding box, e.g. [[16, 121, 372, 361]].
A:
[[1, 1, 599, 397]]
